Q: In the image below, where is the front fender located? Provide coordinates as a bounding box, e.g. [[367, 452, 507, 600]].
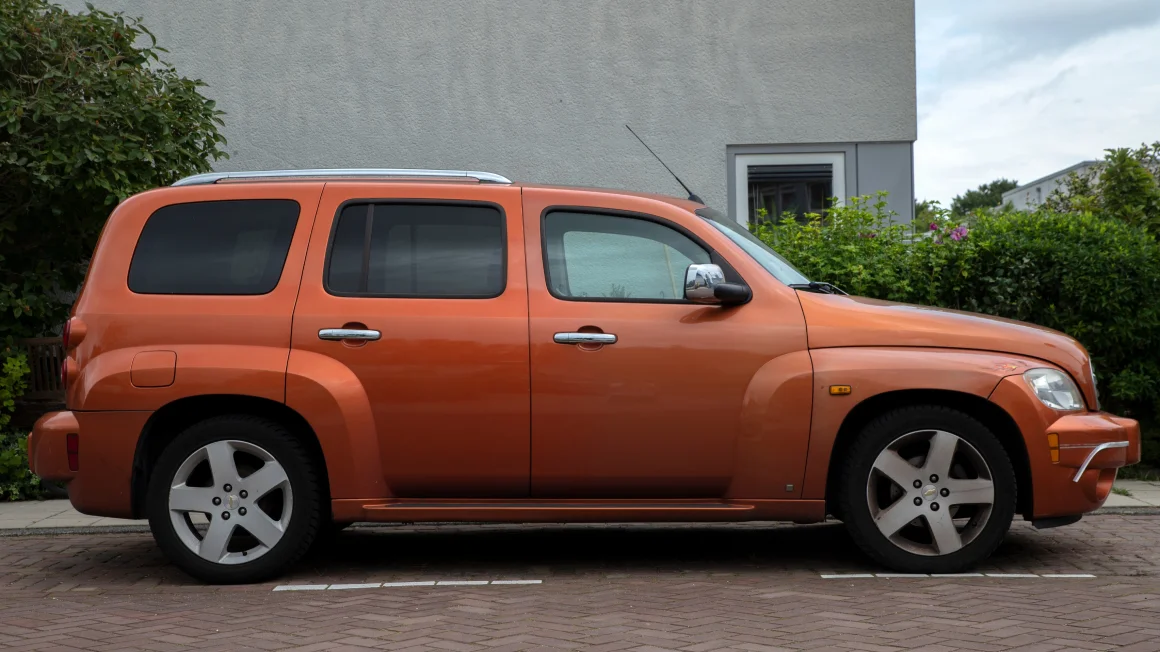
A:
[[725, 350, 814, 499], [285, 349, 385, 500], [800, 347, 1044, 499]]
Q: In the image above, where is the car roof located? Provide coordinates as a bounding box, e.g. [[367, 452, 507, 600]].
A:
[[167, 168, 705, 212]]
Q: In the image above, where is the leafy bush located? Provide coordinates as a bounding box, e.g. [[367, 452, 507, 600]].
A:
[[0, 353, 39, 500], [1047, 143, 1160, 236], [757, 197, 1160, 465], [0, 0, 227, 342]]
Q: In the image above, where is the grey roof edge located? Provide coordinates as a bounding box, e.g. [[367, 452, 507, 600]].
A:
[[1002, 160, 1101, 198], [172, 168, 513, 186]]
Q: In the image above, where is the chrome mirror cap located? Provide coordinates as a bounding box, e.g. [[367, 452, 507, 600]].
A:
[[685, 264, 725, 304]]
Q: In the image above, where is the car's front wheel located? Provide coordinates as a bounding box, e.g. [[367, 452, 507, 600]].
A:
[[147, 415, 322, 584], [839, 405, 1017, 574]]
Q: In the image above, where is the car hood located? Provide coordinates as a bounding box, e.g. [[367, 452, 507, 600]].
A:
[[796, 292, 1096, 407]]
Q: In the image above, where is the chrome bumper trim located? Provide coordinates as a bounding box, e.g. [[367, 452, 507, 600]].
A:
[[1072, 440, 1130, 482]]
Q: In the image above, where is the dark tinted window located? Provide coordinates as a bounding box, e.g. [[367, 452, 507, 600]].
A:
[[326, 203, 505, 298], [128, 200, 299, 295]]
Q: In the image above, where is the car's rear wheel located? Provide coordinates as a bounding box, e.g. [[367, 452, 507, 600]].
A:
[[147, 415, 322, 584], [839, 405, 1017, 574]]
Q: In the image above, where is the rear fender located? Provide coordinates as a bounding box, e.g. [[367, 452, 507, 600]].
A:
[[285, 349, 385, 500], [74, 345, 288, 411]]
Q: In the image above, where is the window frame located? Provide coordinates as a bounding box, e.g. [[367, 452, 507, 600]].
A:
[[539, 205, 746, 305], [322, 199, 509, 300], [734, 152, 846, 226], [127, 198, 301, 296]]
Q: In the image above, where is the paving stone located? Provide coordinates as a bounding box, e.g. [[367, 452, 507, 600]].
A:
[[0, 517, 1158, 650]]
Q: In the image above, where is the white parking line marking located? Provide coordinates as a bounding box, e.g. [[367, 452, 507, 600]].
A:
[[274, 579, 545, 592], [819, 572, 1096, 579]]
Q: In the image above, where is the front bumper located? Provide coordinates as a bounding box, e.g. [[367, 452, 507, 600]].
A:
[[990, 376, 1141, 519]]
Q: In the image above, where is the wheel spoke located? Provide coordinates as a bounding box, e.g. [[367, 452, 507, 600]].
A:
[[241, 511, 285, 548], [169, 485, 216, 513], [925, 510, 963, 554], [204, 441, 239, 487], [872, 449, 920, 487], [874, 498, 922, 537], [243, 461, 288, 500], [923, 431, 959, 478], [945, 478, 994, 506], [198, 518, 236, 562]]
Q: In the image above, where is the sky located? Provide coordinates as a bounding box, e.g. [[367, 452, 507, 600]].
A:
[[914, 0, 1160, 206]]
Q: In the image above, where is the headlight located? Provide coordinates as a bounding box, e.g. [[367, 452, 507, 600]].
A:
[[1090, 362, 1101, 410], [1024, 368, 1084, 411]]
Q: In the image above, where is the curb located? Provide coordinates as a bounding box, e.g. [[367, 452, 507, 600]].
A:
[[2, 509, 1159, 537]]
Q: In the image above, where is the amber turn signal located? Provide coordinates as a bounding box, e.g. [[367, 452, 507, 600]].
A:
[[829, 385, 852, 396], [1047, 432, 1060, 464]]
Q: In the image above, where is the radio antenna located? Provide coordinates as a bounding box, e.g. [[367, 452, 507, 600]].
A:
[[625, 125, 704, 204]]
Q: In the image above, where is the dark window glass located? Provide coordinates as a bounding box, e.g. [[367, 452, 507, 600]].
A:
[[747, 163, 833, 223], [128, 200, 299, 295], [326, 203, 505, 298], [543, 211, 710, 301]]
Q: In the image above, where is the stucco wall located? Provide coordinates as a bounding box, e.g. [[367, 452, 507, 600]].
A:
[[61, 0, 916, 213]]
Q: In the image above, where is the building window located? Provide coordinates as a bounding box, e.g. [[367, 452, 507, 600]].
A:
[[734, 152, 846, 225]]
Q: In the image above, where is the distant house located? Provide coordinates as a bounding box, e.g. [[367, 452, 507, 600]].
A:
[[1001, 161, 1099, 210]]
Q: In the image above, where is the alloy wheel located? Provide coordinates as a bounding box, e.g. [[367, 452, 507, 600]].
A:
[[167, 439, 293, 564], [866, 429, 996, 556]]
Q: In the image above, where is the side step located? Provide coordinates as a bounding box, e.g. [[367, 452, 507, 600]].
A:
[[359, 501, 757, 523]]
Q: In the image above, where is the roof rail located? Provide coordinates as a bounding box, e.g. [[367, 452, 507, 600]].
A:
[[171, 168, 513, 186]]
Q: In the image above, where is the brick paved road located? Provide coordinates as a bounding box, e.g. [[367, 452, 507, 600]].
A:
[[1, 515, 1159, 651]]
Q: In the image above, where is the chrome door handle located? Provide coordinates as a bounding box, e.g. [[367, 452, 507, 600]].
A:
[[319, 328, 381, 341], [554, 332, 617, 345]]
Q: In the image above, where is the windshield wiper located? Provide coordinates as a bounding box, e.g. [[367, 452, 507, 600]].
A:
[[788, 281, 848, 295]]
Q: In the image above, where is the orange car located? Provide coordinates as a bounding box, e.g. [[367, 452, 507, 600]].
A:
[[28, 169, 1140, 583]]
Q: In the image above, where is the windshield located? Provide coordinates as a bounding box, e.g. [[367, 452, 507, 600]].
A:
[[696, 207, 809, 285]]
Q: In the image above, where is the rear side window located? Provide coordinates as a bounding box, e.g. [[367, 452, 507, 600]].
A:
[[128, 200, 299, 295], [326, 203, 505, 298]]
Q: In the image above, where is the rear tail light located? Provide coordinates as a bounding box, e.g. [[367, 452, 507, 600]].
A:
[[66, 433, 79, 471]]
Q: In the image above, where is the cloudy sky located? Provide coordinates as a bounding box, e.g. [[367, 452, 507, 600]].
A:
[[914, 0, 1160, 206]]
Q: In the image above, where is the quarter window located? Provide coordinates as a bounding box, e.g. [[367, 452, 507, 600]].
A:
[[128, 200, 300, 295], [326, 203, 505, 298], [543, 211, 710, 301]]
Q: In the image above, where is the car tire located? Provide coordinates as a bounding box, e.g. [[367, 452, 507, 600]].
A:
[[147, 415, 322, 584], [839, 405, 1017, 574]]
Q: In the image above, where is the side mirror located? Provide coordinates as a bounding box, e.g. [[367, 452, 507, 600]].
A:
[[684, 264, 751, 306]]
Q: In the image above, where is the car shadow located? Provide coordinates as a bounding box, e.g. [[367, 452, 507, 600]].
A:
[[2, 519, 1125, 591], [285, 519, 1087, 581]]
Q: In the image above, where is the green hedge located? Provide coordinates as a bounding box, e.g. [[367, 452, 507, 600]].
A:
[[0, 352, 39, 500], [756, 196, 1160, 466]]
